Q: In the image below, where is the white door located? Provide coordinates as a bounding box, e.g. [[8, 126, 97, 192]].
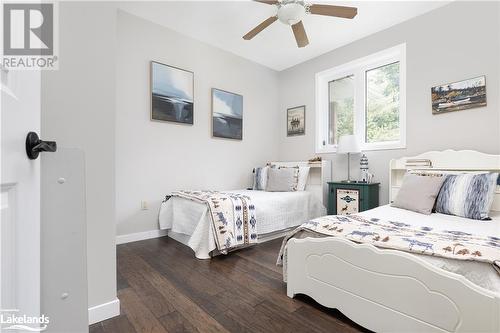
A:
[[1, 68, 42, 326]]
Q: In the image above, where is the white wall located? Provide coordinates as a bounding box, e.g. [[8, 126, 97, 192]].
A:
[[41, 2, 117, 313], [277, 1, 500, 204], [115, 11, 280, 236]]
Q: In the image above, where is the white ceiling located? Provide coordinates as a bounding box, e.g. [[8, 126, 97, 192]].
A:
[[118, 1, 450, 71]]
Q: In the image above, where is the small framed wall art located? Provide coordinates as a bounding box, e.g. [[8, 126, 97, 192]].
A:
[[287, 105, 305, 136], [431, 75, 486, 114]]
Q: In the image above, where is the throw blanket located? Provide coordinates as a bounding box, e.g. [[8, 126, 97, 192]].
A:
[[277, 214, 500, 271], [166, 191, 257, 254]]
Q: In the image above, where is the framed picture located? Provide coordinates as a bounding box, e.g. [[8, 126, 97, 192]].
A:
[[431, 76, 486, 114], [212, 88, 243, 140], [287, 105, 305, 136], [336, 189, 359, 215], [150, 61, 194, 124]]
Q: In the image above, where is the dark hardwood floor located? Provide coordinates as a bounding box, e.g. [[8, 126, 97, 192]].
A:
[[90, 236, 369, 333]]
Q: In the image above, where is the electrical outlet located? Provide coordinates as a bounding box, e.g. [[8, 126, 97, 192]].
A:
[[141, 201, 148, 210]]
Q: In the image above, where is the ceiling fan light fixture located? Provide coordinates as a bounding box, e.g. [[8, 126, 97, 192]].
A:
[[277, 2, 306, 25], [245, 0, 357, 48]]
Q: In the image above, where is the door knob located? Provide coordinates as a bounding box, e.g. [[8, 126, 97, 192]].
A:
[[26, 132, 57, 160]]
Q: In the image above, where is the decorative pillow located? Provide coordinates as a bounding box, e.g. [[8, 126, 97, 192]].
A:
[[252, 166, 269, 191], [391, 173, 446, 214], [296, 167, 310, 191], [271, 165, 310, 191], [435, 172, 499, 220], [266, 167, 299, 192]]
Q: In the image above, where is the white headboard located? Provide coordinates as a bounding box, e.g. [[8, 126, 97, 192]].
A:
[[390, 150, 500, 212], [270, 160, 331, 207]]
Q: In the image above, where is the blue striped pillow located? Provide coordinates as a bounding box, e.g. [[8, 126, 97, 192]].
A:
[[252, 166, 269, 190], [435, 173, 499, 220]]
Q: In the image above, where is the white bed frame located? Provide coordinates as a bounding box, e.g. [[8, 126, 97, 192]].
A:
[[286, 150, 500, 333]]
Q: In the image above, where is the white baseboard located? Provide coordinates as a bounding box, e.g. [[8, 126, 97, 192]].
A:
[[116, 229, 168, 245], [88, 298, 120, 325]]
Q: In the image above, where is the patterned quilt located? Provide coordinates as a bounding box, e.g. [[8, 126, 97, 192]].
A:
[[277, 214, 500, 271], [166, 190, 258, 254]]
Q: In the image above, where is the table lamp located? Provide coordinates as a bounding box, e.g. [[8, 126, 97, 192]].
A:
[[337, 135, 361, 183]]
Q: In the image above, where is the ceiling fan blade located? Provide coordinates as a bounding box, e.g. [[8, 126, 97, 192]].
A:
[[309, 4, 358, 19], [254, 0, 279, 4], [291, 21, 309, 48], [243, 16, 278, 40]]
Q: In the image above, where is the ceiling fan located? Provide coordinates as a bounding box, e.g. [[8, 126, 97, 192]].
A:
[[243, 0, 358, 48]]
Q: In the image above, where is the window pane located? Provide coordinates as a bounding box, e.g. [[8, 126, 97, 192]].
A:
[[366, 62, 400, 143], [328, 75, 354, 145]]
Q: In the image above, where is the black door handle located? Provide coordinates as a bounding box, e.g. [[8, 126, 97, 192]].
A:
[[26, 132, 57, 160]]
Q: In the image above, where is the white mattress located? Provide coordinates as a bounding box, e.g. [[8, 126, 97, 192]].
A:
[[358, 205, 500, 293], [159, 190, 326, 259]]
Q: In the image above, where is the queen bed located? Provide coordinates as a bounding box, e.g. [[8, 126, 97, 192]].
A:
[[282, 150, 500, 333], [158, 160, 330, 259]]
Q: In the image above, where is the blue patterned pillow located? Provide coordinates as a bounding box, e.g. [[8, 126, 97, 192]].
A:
[[435, 173, 499, 220], [252, 166, 269, 190]]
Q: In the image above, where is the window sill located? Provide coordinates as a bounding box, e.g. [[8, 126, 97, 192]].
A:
[[315, 143, 406, 154], [362, 142, 406, 152]]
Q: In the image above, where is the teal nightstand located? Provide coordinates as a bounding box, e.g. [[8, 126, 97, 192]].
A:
[[327, 182, 380, 215]]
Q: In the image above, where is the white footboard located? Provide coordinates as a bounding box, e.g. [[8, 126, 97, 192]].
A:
[[286, 237, 500, 333]]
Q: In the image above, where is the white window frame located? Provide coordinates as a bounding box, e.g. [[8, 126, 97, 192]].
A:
[[315, 43, 406, 153]]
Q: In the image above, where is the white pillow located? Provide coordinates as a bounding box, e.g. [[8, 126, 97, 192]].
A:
[[266, 167, 299, 192], [391, 173, 446, 214], [296, 167, 310, 191], [268, 165, 310, 191]]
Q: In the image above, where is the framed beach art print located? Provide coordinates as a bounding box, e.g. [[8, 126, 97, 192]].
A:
[[151, 61, 194, 124], [287, 105, 305, 136], [431, 75, 486, 114], [212, 88, 243, 140]]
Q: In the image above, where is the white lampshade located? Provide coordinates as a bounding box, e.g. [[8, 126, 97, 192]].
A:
[[337, 135, 361, 154], [277, 3, 306, 25]]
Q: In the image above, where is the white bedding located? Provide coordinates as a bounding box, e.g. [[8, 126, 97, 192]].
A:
[[159, 189, 326, 259], [358, 205, 500, 292]]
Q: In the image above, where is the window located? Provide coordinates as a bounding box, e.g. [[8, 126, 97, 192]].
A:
[[316, 44, 406, 153], [328, 75, 354, 145], [366, 62, 400, 143]]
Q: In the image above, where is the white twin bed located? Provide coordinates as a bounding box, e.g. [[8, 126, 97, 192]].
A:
[[285, 150, 500, 333], [287, 204, 500, 292], [158, 160, 330, 259], [159, 189, 326, 259]]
